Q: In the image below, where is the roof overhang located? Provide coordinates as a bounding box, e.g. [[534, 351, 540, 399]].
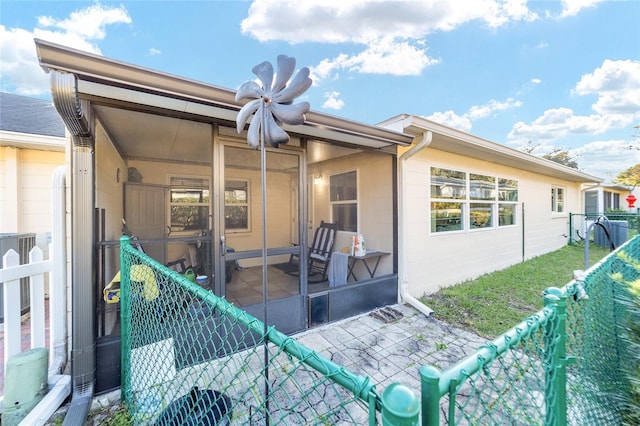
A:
[[35, 39, 412, 151], [0, 129, 66, 151], [381, 114, 603, 184]]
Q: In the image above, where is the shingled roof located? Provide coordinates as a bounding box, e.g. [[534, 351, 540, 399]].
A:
[[0, 92, 65, 137]]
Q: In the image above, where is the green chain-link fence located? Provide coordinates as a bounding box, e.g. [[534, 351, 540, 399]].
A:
[[120, 232, 638, 425], [119, 236, 421, 425], [421, 236, 639, 425]]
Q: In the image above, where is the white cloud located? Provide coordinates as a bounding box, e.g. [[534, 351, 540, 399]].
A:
[[322, 91, 344, 110], [560, 0, 605, 17], [508, 60, 640, 144], [242, 0, 538, 83], [424, 111, 473, 132], [37, 4, 131, 40], [508, 107, 631, 142], [574, 59, 640, 115], [149, 48, 162, 56], [310, 38, 439, 83], [424, 97, 522, 132], [571, 139, 640, 179], [468, 98, 522, 120], [0, 4, 131, 95], [242, 0, 538, 44], [309, 56, 344, 84]]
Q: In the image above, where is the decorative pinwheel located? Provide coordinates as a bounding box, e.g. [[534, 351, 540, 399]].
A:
[[235, 55, 312, 148]]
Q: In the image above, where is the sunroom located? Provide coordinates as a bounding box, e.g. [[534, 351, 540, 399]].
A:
[[35, 39, 412, 393]]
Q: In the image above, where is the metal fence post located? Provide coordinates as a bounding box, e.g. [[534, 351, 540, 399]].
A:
[[543, 287, 568, 426], [119, 236, 132, 405], [381, 383, 420, 426], [568, 213, 574, 245], [420, 365, 441, 426]]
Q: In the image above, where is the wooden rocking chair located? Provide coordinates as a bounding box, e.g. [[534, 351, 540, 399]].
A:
[[290, 220, 338, 282]]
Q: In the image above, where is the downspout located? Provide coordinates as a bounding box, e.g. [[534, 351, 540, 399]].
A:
[[48, 70, 95, 425], [49, 165, 67, 376], [399, 130, 434, 317]]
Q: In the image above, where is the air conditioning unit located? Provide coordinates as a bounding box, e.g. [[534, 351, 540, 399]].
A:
[[593, 220, 629, 248], [0, 233, 36, 322]]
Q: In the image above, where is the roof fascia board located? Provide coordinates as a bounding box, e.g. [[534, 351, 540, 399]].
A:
[[398, 114, 602, 183], [36, 39, 412, 150], [0, 129, 66, 151]]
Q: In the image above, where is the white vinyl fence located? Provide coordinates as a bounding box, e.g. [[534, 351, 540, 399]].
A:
[[1, 244, 72, 425], [1, 245, 51, 368], [0, 167, 71, 425]]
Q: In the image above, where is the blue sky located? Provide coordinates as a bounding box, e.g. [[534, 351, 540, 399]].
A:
[[1, 0, 639, 180]]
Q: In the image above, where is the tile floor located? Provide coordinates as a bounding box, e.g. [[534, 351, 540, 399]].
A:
[[224, 264, 329, 307]]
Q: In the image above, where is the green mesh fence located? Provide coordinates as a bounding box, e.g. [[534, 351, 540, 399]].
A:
[[421, 236, 640, 425], [119, 236, 382, 425]]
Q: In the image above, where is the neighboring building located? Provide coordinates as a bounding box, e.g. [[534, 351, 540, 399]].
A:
[[0, 92, 67, 251], [34, 39, 604, 398], [583, 182, 632, 214]]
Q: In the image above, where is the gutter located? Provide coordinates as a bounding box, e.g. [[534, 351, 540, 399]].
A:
[[398, 130, 434, 317], [48, 70, 95, 425]]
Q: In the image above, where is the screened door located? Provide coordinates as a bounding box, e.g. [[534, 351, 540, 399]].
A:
[[221, 145, 305, 333]]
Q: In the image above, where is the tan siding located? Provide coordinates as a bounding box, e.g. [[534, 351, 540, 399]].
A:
[[405, 147, 584, 296], [310, 150, 394, 277], [95, 120, 128, 282]]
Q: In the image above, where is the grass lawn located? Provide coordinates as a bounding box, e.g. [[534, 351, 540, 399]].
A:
[[421, 242, 612, 339]]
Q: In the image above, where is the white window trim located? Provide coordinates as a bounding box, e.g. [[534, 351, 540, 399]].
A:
[[168, 174, 211, 236], [225, 178, 251, 233], [551, 185, 565, 215], [329, 169, 359, 233], [430, 167, 518, 234]]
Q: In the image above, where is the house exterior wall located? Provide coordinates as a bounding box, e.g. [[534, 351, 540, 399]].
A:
[[0, 145, 65, 249], [0, 146, 19, 232], [95, 119, 128, 276], [310, 150, 395, 277], [126, 158, 211, 263], [403, 147, 583, 296]]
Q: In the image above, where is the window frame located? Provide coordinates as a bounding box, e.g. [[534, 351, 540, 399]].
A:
[[430, 167, 518, 234], [224, 178, 251, 233], [329, 169, 358, 233], [551, 186, 565, 214], [168, 175, 211, 235]]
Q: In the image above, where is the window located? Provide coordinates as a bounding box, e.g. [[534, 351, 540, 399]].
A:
[[498, 179, 518, 226], [330, 170, 357, 232], [604, 191, 620, 211], [551, 186, 564, 213], [430, 167, 518, 233], [170, 176, 210, 233], [225, 179, 249, 231], [469, 174, 494, 229]]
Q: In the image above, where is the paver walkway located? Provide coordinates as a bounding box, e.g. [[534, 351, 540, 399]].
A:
[[294, 304, 488, 395]]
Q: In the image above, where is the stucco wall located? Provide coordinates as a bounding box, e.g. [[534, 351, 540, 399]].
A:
[[0, 145, 65, 248], [95, 119, 128, 280], [0, 146, 18, 232], [310, 150, 395, 277], [403, 147, 583, 296]]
